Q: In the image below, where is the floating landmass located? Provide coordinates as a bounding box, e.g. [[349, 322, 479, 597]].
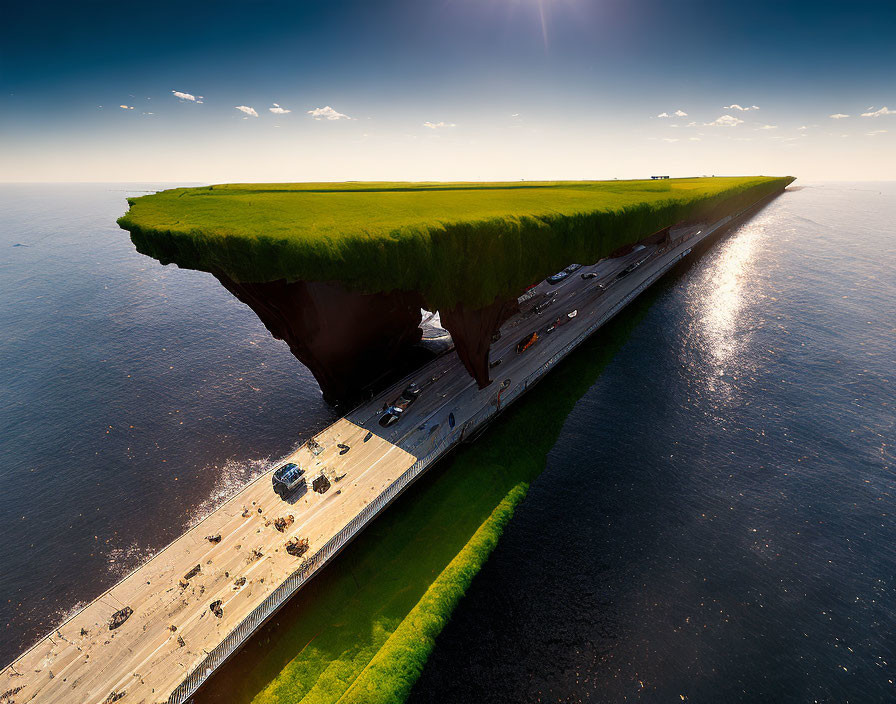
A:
[[118, 177, 793, 400]]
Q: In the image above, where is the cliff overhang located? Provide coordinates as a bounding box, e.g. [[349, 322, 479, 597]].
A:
[[118, 177, 794, 401]]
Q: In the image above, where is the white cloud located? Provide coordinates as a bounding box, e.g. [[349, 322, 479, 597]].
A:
[[172, 90, 203, 103], [861, 106, 894, 117], [119, 105, 134, 110], [829, 113, 850, 119], [235, 105, 258, 117], [269, 103, 291, 114], [688, 137, 701, 141], [866, 130, 888, 136], [759, 124, 778, 130], [662, 138, 679, 142], [723, 104, 759, 111], [307, 105, 351, 120], [511, 113, 520, 117], [686, 121, 697, 127], [673, 109, 688, 117], [423, 121, 456, 129], [706, 114, 744, 127], [656, 112, 670, 118], [798, 125, 808, 130]]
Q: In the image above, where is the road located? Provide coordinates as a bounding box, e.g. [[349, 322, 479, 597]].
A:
[[0, 209, 746, 704]]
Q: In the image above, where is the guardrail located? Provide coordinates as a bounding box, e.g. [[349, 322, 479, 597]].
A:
[[169, 193, 775, 703]]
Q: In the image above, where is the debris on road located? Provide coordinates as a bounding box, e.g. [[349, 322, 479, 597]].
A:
[[209, 600, 223, 618], [285, 537, 310, 557], [206, 534, 222, 544], [183, 564, 201, 581], [177, 636, 186, 648], [108, 607, 133, 631], [273, 515, 294, 532], [307, 438, 324, 456], [312, 474, 331, 494], [233, 576, 246, 588], [363, 431, 373, 442]]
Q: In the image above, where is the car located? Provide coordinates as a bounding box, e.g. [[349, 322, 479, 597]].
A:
[[272, 462, 305, 497], [564, 263, 582, 274], [516, 331, 539, 354], [400, 382, 421, 400], [379, 410, 401, 428], [546, 271, 568, 284], [392, 396, 412, 412], [533, 297, 555, 314], [581, 272, 597, 279]]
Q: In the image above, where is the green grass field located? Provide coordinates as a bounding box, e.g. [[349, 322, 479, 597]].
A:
[[119, 177, 793, 309], [196, 281, 662, 704]]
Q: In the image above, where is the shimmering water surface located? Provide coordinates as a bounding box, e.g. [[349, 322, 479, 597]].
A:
[[409, 184, 895, 702], [1, 184, 893, 704]]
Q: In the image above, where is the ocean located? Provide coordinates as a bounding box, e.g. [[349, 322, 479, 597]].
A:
[[1, 183, 893, 702]]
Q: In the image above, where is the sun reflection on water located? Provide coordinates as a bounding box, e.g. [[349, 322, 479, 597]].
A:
[[686, 219, 766, 394]]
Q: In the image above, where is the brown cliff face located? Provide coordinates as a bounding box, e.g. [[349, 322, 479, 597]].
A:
[[440, 296, 520, 389], [213, 274, 424, 404]]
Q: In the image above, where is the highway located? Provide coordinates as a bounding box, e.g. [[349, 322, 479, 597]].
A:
[[0, 206, 753, 704]]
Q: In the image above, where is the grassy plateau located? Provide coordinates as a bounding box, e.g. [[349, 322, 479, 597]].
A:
[[119, 177, 793, 309]]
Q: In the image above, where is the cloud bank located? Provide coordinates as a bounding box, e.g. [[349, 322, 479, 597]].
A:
[[172, 91, 203, 103], [235, 105, 259, 117], [308, 106, 351, 120], [269, 103, 291, 114], [706, 114, 744, 127], [861, 106, 894, 117], [724, 104, 760, 111], [423, 121, 456, 129]]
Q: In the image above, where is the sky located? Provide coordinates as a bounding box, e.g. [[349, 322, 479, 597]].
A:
[[1, 0, 894, 182]]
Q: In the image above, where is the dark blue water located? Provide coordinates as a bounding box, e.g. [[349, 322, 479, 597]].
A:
[[1, 184, 893, 703], [410, 184, 895, 703], [0, 184, 336, 665]]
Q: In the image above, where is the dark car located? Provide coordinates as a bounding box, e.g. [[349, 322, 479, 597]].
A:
[[379, 410, 401, 428], [564, 263, 582, 274], [272, 462, 305, 497], [400, 383, 421, 400], [533, 297, 555, 314], [546, 271, 569, 284], [581, 271, 597, 279]]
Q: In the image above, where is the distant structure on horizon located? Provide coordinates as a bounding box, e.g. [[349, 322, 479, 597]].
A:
[[651, 175, 670, 180]]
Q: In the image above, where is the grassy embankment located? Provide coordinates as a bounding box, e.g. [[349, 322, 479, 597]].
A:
[[119, 177, 793, 310], [197, 283, 665, 704]]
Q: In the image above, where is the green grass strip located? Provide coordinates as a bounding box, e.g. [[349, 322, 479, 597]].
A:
[[118, 177, 792, 309], [336, 483, 529, 704]]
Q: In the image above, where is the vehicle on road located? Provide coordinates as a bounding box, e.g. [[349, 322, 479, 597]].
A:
[[564, 263, 582, 273], [546, 310, 578, 333], [272, 462, 305, 497], [516, 331, 539, 354], [400, 382, 421, 400], [581, 271, 597, 279], [379, 409, 402, 427], [378, 383, 421, 428], [546, 270, 568, 284], [533, 296, 555, 314]]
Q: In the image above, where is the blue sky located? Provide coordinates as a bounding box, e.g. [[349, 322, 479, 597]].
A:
[[2, 0, 894, 181]]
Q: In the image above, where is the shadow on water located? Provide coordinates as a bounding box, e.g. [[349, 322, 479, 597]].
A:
[[193, 251, 699, 703]]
